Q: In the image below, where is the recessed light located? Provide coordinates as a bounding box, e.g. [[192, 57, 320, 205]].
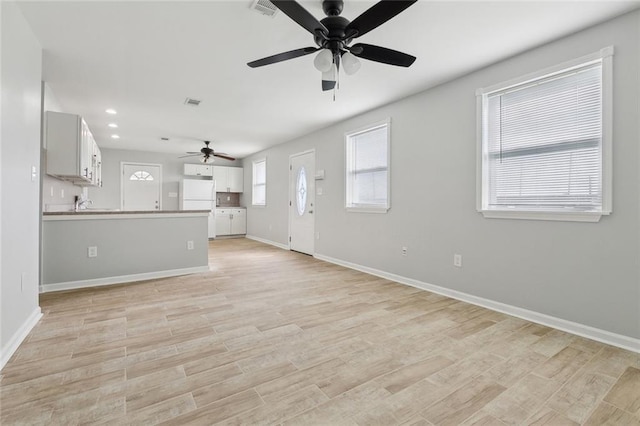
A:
[[108, 123, 118, 128], [111, 134, 120, 139], [105, 109, 117, 114]]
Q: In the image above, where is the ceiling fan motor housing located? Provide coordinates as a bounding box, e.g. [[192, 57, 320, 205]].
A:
[[314, 16, 352, 50], [322, 0, 344, 16]]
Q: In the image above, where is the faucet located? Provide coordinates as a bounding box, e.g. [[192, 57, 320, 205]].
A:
[[74, 195, 93, 212]]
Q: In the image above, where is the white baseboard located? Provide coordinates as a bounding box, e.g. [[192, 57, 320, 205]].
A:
[[1, 307, 42, 370], [40, 266, 211, 293], [245, 235, 289, 251], [314, 253, 640, 353]]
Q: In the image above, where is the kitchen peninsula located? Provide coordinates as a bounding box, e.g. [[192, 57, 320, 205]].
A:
[[41, 210, 210, 292]]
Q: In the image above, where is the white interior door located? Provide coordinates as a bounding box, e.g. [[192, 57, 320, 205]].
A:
[[289, 150, 315, 255], [122, 163, 162, 211]]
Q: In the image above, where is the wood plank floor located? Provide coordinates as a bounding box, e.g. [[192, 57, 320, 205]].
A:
[[1, 238, 638, 425]]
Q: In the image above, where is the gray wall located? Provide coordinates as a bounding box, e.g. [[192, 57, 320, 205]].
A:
[[1, 2, 43, 360], [88, 148, 240, 210], [243, 11, 640, 339], [42, 215, 208, 286]]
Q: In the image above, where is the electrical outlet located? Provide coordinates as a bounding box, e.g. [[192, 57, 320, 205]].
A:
[[227, 196, 231, 201], [187, 240, 194, 250], [402, 247, 408, 256], [454, 254, 462, 267], [88, 246, 98, 258]]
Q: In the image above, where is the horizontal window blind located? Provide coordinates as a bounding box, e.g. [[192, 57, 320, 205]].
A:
[[485, 62, 602, 210], [346, 124, 389, 208]]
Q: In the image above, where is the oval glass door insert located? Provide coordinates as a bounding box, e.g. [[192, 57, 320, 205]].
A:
[[296, 166, 307, 216]]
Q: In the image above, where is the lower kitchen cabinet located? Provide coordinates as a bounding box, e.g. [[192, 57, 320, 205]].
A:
[[215, 208, 246, 236]]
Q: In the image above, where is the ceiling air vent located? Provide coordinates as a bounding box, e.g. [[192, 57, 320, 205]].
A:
[[160, 137, 170, 141], [250, 0, 278, 17], [184, 98, 201, 106]]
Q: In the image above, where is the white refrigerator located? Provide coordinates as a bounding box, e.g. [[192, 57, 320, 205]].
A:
[[180, 179, 216, 238]]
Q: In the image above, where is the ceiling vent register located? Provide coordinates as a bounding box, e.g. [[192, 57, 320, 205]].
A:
[[251, 0, 278, 17], [184, 98, 201, 106]]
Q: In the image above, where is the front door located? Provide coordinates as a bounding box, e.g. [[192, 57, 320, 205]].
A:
[[122, 163, 162, 211], [289, 150, 315, 255]]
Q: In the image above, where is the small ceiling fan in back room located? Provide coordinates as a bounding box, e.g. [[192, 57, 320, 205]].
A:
[[180, 141, 236, 164], [247, 0, 418, 91]]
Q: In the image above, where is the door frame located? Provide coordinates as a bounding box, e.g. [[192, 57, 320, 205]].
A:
[[120, 162, 163, 211], [288, 149, 315, 254]]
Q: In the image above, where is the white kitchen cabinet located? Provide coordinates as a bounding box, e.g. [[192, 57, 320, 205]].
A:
[[215, 209, 231, 236], [184, 164, 213, 177], [215, 208, 246, 236], [46, 111, 101, 186], [230, 208, 246, 235], [213, 166, 243, 192], [91, 138, 102, 187]]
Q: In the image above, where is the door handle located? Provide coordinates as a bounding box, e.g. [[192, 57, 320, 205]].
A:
[[309, 210, 313, 214]]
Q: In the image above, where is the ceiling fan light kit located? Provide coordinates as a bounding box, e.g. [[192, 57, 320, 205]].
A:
[[314, 49, 334, 72], [341, 51, 361, 75], [248, 0, 417, 91]]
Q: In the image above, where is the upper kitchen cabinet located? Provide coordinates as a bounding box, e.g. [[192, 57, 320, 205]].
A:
[[213, 166, 243, 193], [45, 111, 101, 186], [184, 164, 213, 177]]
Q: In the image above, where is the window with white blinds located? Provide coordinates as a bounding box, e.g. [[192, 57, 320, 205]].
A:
[[345, 120, 390, 212], [252, 159, 266, 206], [477, 47, 613, 222]]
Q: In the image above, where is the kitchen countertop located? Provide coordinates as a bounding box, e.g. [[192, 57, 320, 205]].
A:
[[43, 210, 211, 221], [43, 210, 209, 215]]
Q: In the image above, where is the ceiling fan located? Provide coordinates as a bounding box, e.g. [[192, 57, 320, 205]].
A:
[[247, 0, 418, 91], [180, 141, 235, 163]]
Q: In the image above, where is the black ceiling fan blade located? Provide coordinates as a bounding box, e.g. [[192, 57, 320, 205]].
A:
[[179, 154, 201, 158], [345, 0, 417, 39], [271, 0, 328, 37], [247, 46, 319, 68], [213, 153, 236, 161], [350, 43, 416, 67]]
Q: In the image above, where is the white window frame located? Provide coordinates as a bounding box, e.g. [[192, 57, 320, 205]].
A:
[[345, 118, 391, 213], [252, 158, 267, 206], [476, 46, 613, 222]]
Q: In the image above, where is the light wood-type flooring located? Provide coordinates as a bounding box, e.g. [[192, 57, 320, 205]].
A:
[[1, 238, 638, 425]]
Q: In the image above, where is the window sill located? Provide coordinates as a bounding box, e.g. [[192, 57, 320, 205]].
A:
[[479, 209, 609, 222], [251, 204, 266, 208], [346, 206, 389, 214]]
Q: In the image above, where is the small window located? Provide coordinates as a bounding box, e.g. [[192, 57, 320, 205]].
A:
[[129, 171, 154, 181], [476, 47, 613, 222], [345, 119, 390, 212], [252, 158, 266, 206], [296, 166, 307, 216]]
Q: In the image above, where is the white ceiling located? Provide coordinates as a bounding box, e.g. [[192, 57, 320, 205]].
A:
[[18, 0, 640, 159]]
